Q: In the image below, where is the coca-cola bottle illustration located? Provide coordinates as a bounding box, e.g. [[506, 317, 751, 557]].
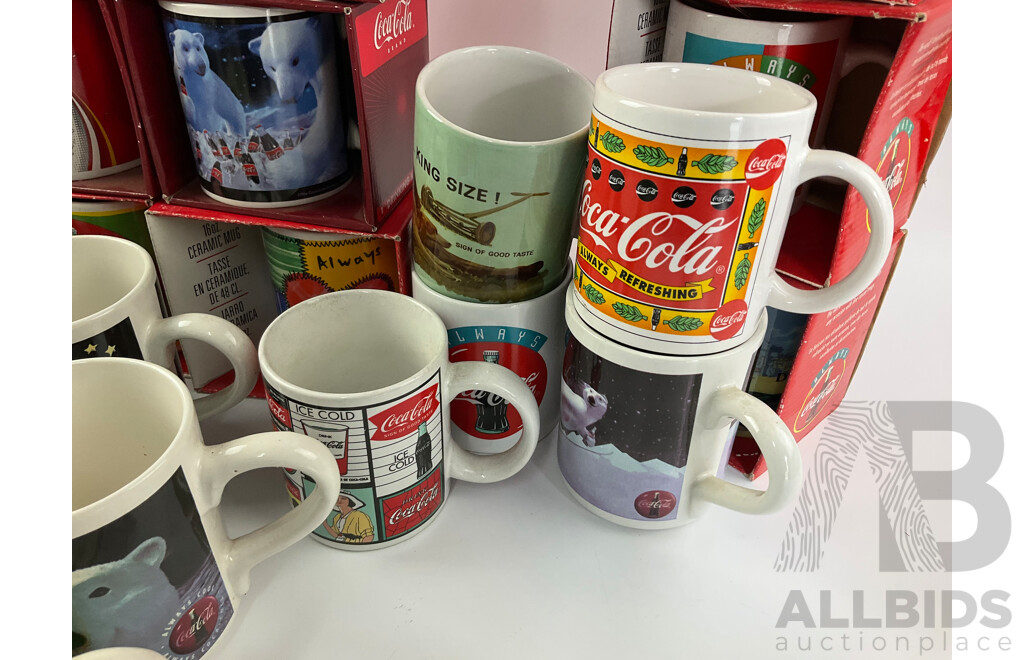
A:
[[210, 160, 223, 185], [676, 147, 688, 177], [215, 132, 231, 159], [247, 129, 261, 153], [241, 151, 261, 185], [282, 132, 295, 151], [474, 351, 510, 435], [257, 124, 284, 160], [203, 129, 219, 155], [415, 422, 433, 478], [648, 492, 662, 518], [233, 140, 243, 161]]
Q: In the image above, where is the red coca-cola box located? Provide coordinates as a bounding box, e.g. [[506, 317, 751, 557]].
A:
[[73, 0, 160, 201], [709, 0, 952, 479], [112, 0, 428, 232]]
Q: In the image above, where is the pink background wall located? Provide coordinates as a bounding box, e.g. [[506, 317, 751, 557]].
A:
[[425, 0, 617, 81]]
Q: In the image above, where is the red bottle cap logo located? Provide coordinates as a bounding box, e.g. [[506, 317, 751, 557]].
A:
[[634, 490, 677, 519]]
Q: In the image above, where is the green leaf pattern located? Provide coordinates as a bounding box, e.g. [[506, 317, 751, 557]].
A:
[[663, 316, 703, 332], [612, 302, 648, 322], [599, 131, 627, 153], [747, 198, 766, 239], [734, 253, 752, 290], [691, 154, 739, 175], [582, 284, 606, 305], [633, 144, 674, 168]]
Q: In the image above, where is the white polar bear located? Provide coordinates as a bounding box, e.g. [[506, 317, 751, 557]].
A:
[[248, 17, 345, 188], [72, 536, 180, 655], [561, 381, 609, 447], [170, 29, 246, 139]]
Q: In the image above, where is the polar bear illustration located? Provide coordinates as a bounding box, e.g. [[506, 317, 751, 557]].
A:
[[169, 29, 246, 138], [72, 537, 179, 655], [248, 16, 344, 187], [561, 381, 609, 447]]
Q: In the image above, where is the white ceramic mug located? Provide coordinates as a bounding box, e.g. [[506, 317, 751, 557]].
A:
[[574, 62, 894, 355], [258, 290, 541, 550], [72, 235, 259, 420], [412, 268, 571, 454], [72, 358, 340, 658], [663, 0, 891, 149], [559, 292, 801, 529]]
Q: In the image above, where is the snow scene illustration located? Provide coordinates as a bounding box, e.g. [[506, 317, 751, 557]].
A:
[[163, 11, 349, 203], [557, 336, 703, 522]]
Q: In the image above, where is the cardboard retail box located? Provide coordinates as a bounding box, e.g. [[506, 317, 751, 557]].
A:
[[73, 0, 160, 201], [112, 0, 428, 231], [145, 194, 414, 398], [695, 0, 953, 478]]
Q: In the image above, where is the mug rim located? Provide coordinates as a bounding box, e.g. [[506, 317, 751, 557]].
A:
[[72, 235, 156, 328], [262, 224, 368, 244], [564, 290, 768, 374], [258, 289, 449, 404], [158, 1, 300, 19], [673, 0, 853, 31], [416, 45, 593, 148], [72, 358, 192, 534], [596, 62, 817, 119], [412, 265, 573, 311], [71, 200, 147, 215]]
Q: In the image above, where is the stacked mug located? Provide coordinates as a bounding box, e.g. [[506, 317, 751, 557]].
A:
[[409, 45, 594, 456], [558, 60, 895, 529]]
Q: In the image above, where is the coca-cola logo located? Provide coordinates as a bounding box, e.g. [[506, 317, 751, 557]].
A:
[[672, 186, 697, 208], [325, 440, 345, 451], [168, 596, 220, 654], [381, 468, 443, 538], [609, 169, 626, 192], [634, 490, 677, 519], [368, 383, 440, 441], [636, 179, 658, 202], [709, 299, 749, 340], [591, 158, 602, 180], [266, 394, 291, 428], [374, 0, 414, 50], [745, 139, 788, 190], [710, 188, 735, 210], [455, 390, 507, 407], [387, 483, 440, 526]]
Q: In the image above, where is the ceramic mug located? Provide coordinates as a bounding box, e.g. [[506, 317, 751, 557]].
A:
[[559, 292, 801, 529], [261, 225, 401, 313], [78, 649, 166, 660], [72, 358, 340, 658], [72, 200, 155, 258], [72, 0, 141, 181], [72, 235, 259, 420], [573, 62, 894, 355], [258, 290, 540, 549], [159, 2, 350, 207], [663, 0, 891, 148], [412, 268, 571, 455], [412, 45, 593, 303]]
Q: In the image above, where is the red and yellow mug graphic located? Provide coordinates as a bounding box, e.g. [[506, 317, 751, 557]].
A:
[[574, 120, 786, 347]]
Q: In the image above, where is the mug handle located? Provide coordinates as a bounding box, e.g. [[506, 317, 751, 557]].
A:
[[195, 431, 341, 596], [765, 149, 894, 314], [443, 361, 540, 483], [690, 387, 802, 515], [148, 313, 260, 420]]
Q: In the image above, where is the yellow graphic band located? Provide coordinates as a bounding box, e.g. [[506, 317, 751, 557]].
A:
[[577, 243, 715, 302]]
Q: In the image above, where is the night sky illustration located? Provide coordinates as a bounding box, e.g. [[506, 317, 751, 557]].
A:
[[72, 316, 143, 361], [563, 337, 702, 468]]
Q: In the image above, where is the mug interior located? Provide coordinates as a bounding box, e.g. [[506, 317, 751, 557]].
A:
[[260, 290, 447, 395], [72, 360, 187, 511], [600, 63, 815, 115], [419, 46, 593, 143], [72, 236, 151, 323]]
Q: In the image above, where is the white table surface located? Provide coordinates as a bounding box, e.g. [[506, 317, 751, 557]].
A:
[[193, 126, 960, 659]]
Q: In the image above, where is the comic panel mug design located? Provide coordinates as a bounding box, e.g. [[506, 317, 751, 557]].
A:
[[72, 358, 340, 657], [412, 45, 593, 303], [72, 235, 259, 420], [412, 268, 571, 455], [258, 290, 540, 550], [559, 293, 801, 529], [261, 225, 401, 313], [160, 3, 351, 207], [574, 63, 894, 355]]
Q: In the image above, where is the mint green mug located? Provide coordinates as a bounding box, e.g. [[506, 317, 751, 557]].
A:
[[412, 45, 593, 303]]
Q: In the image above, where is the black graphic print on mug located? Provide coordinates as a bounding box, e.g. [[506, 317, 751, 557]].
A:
[[72, 316, 144, 361], [72, 469, 233, 658], [558, 335, 703, 522]]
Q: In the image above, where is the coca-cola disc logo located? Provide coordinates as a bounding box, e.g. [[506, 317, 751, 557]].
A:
[[709, 299, 749, 340], [168, 595, 220, 654], [634, 490, 677, 519], [450, 341, 547, 440], [369, 383, 440, 441], [745, 139, 788, 190]]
